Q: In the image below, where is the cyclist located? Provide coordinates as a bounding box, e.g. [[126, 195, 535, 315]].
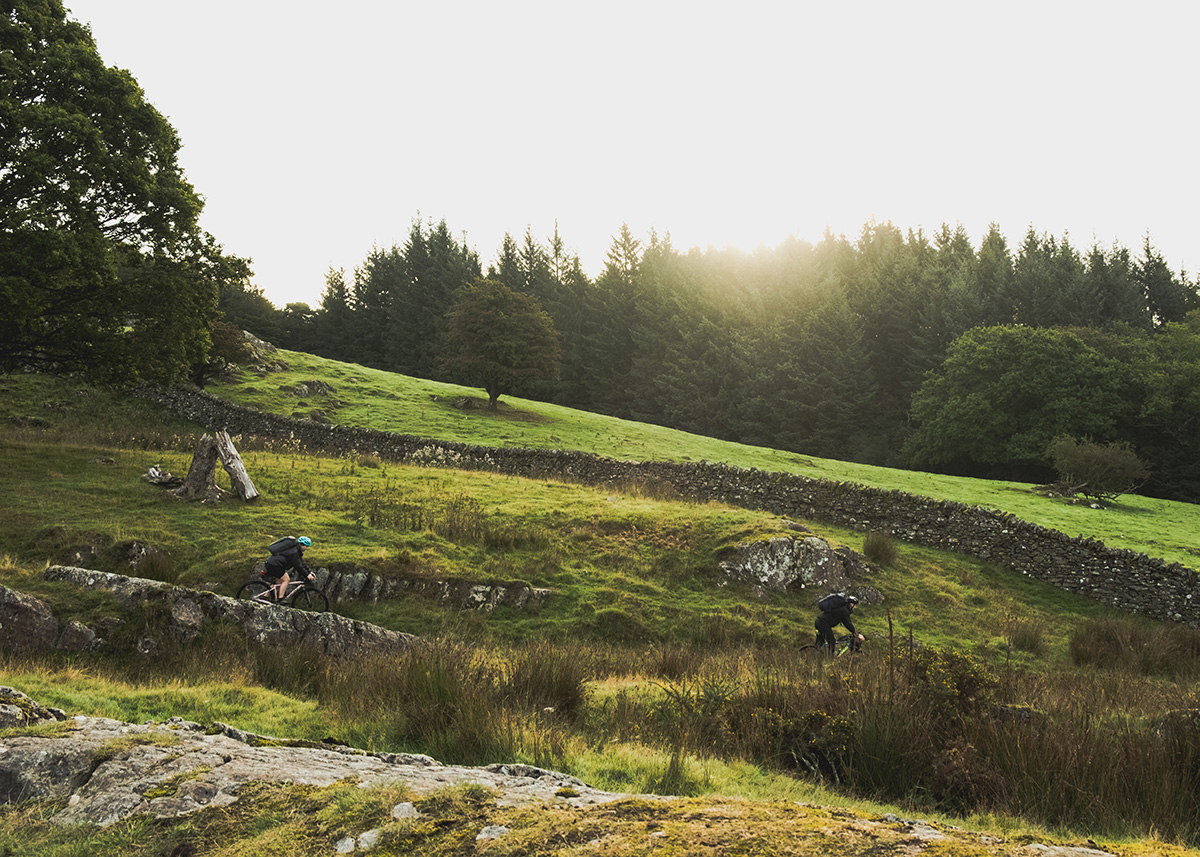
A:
[[814, 593, 864, 655], [262, 536, 315, 601]]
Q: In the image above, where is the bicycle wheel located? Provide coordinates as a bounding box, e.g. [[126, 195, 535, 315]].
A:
[[289, 587, 328, 613], [236, 580, 273, 603]]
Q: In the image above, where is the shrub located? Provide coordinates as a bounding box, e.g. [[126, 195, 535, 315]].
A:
[[1005, 617, 1047, 657], [928, 737, 1009, 814], [902, 645, 998, 724], [1069, 617, 1136, 669], [1070, 617, 1200, 677], [1046, 435, 1149, 500], [502, 640, 591, 719], [862, 531, 898, 565]]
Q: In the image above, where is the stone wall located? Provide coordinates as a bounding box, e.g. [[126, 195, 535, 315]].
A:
[[27, 566, 417, 658], [133, 384, 1200, 626]]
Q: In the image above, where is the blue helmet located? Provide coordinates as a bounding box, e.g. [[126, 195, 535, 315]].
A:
[[297, 536, 312, 547]]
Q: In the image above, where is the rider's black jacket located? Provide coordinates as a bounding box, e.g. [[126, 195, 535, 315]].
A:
[[263, 544, 312, 580], [814, 603, 857, 637]]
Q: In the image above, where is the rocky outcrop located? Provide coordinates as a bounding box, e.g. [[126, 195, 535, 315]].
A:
[[0, 586, 61, 651], [9, 567, 418, 659], [0, 687, 67, 729], [0, 686, 1126, 855], [717, 523, 882, 604], [0, 690, 644, 828], [316, 567, 550, 612]]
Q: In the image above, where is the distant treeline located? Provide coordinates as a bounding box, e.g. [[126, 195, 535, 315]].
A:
[[219, 218, 1200, 502]]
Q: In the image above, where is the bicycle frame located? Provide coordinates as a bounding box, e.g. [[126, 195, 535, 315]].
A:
[[801, 634, 864, 657], [236, 574, 329, 613], [252, 578, 308, 603]]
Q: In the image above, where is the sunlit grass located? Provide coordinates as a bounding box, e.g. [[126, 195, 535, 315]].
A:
[[6, 368, 1200, 851], [197, 349, 1200, 570]]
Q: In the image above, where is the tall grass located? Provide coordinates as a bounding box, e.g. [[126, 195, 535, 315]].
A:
[[11, 607, 1200, 844]]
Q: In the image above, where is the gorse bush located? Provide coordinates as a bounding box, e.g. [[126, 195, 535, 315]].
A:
[[900, 646, 999, 725]]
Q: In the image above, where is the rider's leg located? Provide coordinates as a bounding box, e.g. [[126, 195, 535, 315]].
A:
[[275, 571, 290, 601], [816, 626, 836, 654]]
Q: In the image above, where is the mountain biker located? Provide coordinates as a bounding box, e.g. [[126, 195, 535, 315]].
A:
[[814, 593, 864, 654], [262, 536, 315, 601]]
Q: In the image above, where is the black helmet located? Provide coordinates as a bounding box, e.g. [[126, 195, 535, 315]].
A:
[[847, 595, 859, 605]]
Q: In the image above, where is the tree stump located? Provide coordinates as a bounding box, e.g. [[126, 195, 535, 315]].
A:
[[168, 432, 259, 503], [216, 430, 259, 501], [172, 435, 226, 502]]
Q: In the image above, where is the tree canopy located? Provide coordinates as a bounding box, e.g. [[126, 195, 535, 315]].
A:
[[1, 0, 235, 382], [220, 212, 1200, 503], [442, 278, 561, 410], [903, 326, 1125, 479]]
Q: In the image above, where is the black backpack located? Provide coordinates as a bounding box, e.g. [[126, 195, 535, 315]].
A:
[[817, 592, 847, 613], [268, 536, 298, 555]]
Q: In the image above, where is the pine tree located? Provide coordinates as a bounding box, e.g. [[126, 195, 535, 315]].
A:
[[312, 267, 354, 361], [1137, 238, 1198, 325]]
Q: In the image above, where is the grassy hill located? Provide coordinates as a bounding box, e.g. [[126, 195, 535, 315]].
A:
[[3, 358, 1200, 855], [204, 348, 1200, 571]]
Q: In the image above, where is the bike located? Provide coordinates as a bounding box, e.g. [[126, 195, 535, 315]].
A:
[[236, 573, 329, 613], [799, 634, 864, 658]]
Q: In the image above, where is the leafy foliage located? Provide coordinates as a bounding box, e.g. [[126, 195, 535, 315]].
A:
[[0, 1, 240, 383], [150, 204, 1200, 501], [1047, 435, 1149, 500], [442, 278, 561, 409], [903, 326, 1124, 480]]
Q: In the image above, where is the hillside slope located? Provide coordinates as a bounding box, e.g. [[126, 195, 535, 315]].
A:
[[203, 348, 1200, 571]]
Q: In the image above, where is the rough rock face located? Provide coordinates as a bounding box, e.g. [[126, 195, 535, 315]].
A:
[[0, 689, 1126, 855], [0, 586, 60, 651], [0, 693, 644, 828], [11, 567, 419, 660], [315, 567, 550, 612], [717, 525, 882, 605], [0, 687, 67, 729]]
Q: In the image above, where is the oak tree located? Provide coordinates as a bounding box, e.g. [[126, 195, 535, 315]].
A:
[[442, 278, 560, 410], [1, 0, 227, 382]]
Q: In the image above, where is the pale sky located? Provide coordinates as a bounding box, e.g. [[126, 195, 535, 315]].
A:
[[66, 0, 1197, 308]]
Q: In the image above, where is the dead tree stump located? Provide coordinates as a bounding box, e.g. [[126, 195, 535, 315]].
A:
[[216, 430, 259, 501], [172, 435, 226, 502], [162, 433, 258, 503]]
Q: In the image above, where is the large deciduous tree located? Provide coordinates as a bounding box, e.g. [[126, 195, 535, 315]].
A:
[[1, 0, 224, 382], [442, 278, 561, 410], [902, 325, 1124, 480]]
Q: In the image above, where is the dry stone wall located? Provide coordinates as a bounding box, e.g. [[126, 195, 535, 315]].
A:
[[26, 566, 417, 658], [134, 384, 1200, 626]]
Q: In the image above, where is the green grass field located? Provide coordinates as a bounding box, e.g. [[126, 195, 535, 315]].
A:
[[203, 349, 1200, 571], [3, 360, 1200, 855]]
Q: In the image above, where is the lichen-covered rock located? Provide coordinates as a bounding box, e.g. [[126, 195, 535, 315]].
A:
[[0, 586, 59, 652], [40, 567, 417, 660], [56, 620, 100, 652], [0, 687, 67, 729], [0, 691, 648, 828], [717, 531, 881, 604]]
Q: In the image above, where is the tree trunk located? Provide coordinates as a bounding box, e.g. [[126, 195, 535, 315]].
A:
[[172, 435, 226, 502], [215, 430, 259, 501]]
